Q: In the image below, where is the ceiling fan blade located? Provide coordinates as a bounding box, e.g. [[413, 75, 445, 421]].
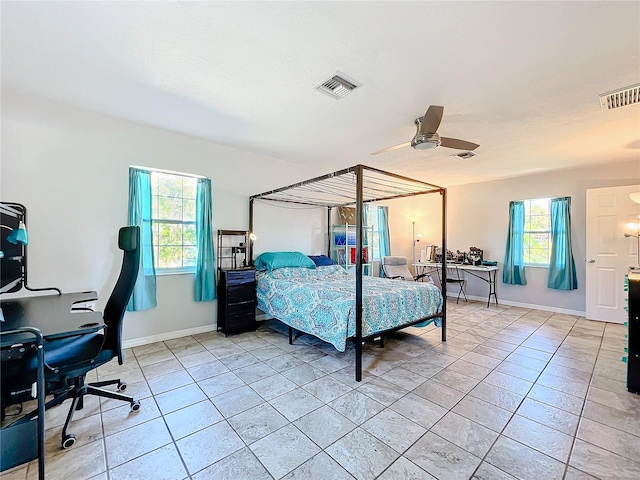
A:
[[370, 142, 411, 155], [419, 105, 444, 134], [440, 137, 480, 151]]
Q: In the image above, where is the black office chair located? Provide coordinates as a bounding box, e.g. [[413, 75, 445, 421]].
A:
[[8, 226, 142, 449]]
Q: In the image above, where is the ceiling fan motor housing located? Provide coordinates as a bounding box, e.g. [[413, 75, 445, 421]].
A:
[[412, 132, 441, 150]]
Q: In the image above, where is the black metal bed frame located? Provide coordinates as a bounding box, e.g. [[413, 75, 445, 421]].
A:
[[249, 164, 447, 381]]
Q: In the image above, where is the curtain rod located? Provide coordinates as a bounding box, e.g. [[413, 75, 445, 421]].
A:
[[129, 165, 209, 180]]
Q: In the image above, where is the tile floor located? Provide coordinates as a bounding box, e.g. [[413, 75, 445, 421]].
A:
[[2, 300, 640, 480]]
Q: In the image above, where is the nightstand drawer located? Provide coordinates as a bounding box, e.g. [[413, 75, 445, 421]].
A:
[[226, 269, 255, 285], [223, 312, 256, 335], [227, 285, 256, 303], [227, 300, 256, 316]]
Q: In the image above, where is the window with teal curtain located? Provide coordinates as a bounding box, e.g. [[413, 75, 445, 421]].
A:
[[127, 167, 157, 311], [548, 196, 578, 290], [194, 177, 216, 301], [378, 206, 391, 276], [503, 201, 527, 285]]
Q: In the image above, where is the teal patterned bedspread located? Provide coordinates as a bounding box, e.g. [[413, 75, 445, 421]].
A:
[[256, 265, 443, 352]]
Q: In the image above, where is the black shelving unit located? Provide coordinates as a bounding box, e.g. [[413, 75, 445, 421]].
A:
[[217, 268, 257, 336], [216, 229, 256, 335], [217, 230, 250, 273]]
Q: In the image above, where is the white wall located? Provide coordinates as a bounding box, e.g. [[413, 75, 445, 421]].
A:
[[386, 160, 640, 314], [0, 93, 320, 343], [3, 92, 638, 342], [252, 202, 327, 257]]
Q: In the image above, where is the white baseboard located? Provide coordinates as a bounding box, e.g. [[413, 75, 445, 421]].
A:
[[445, 292, 586, 317], [122, 324, 217, 349], [123, 295, 586, 349]]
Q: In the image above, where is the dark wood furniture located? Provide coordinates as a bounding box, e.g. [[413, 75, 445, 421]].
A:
[[627, 268, 639, 394], [217, 268, 257, 336]]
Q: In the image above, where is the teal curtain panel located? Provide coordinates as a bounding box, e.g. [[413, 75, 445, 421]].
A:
[[194, 177, 216, 301], [127, 167, 157, 311], [503, 201, 527, 285], [548, 196, 578, 290], [378, 206, 391, 277]]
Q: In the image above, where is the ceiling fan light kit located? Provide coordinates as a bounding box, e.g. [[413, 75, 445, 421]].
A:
[[412, 131, 441, 150]]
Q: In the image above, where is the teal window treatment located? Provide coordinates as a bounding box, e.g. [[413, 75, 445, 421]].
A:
[[503, 201, 527, 285], [127, 167, 157, 311], [548, 196, 578, 290], [378, 206, 391, 276], [194, 177, 216, 301]]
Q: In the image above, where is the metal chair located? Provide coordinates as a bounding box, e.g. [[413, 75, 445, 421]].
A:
[[381, 256, 434, 282], [444, 264, 468, 303], [381, 256, 416, 280]]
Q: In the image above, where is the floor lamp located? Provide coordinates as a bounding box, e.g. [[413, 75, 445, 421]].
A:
[[411, 221, 422, 265]]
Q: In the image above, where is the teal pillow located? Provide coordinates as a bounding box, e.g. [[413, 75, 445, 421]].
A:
[[254, 252, 317, 271]]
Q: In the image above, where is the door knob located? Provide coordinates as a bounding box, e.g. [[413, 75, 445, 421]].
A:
[[588, 259, 596, 263]]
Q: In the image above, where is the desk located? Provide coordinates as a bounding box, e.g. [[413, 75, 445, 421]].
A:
[[0, 291, 103, 346], [414, 262, 499, 307], [0, 291, 101, 477]]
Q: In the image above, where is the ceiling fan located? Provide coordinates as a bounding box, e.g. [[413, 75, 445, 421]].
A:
[[371, 105, 480, 155]]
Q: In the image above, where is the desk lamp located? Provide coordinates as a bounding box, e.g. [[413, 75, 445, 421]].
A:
[[5, 222, 29, 246]]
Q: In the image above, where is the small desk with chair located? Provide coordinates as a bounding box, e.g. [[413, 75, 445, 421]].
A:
[[0, 225, 142, 459], [414, 261, 499, 307]]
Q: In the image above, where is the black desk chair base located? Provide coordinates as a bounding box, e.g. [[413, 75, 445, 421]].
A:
[[59, 378, 140, 449], [13, 375, 140, 449]]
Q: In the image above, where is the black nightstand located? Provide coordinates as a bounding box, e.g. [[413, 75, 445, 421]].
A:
[[217, 268, 256, 336]]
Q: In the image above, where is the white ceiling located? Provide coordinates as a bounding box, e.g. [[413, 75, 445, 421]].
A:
[[2, 1, 639, 187]]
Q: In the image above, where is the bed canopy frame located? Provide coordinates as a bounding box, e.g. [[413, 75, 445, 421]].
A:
[[249, 164, 447, 381]]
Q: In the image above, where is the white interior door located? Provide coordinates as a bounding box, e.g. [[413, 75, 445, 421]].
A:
[[586, 185, 640, 323]]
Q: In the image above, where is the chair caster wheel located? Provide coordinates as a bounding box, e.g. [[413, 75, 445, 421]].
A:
[[62, 434, 76, 449], [117, 382, 127, 392], [131, 400, 141, 412]]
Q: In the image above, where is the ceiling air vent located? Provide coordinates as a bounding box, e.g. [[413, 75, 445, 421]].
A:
[[599, 83, 640, 110], [314, 72, 361, 100], [451, 151, 477, 160]]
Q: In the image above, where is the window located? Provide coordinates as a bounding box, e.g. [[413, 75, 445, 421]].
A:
[[365, 204, 382, 261], [150, 170, 198, 272], [523, 198, 552, 266]]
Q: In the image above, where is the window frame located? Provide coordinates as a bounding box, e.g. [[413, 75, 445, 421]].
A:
[[148, 169, 199, 275], [522, 197, 552, 267]]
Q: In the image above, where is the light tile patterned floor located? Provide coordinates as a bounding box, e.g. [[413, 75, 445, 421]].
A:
[[3, 301, 640, 480]]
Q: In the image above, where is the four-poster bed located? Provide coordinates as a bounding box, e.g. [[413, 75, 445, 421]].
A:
[[249, 164, 448, 381]]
